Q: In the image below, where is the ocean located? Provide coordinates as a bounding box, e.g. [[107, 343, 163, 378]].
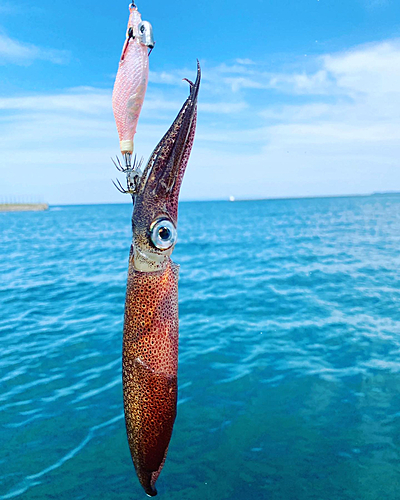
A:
[[1, 196, 400, 499]]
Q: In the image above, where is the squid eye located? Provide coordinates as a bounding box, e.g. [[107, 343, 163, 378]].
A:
[[150, 219, 177, 250]]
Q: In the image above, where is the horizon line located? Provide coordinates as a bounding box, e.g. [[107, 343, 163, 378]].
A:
[[1, 191, 400, 207], [48, 190, 400, 206]]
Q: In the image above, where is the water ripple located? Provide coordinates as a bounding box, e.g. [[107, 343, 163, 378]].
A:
[[1, 199, 400, 499]]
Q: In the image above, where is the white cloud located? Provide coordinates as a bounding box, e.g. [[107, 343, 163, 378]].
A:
[[0, 88, 247, 117], [148, 69, 188, 86], [1, 39, 400, 203], [0, 85, 251, 203], [163, 39, 400, 199], [0, 89, 111, 113], [236, 58, 256, 65], [200, 102, 247, 114], [323, 40, 400, 94], [224, 76, 268, 92], [0, 33, 69, 65]]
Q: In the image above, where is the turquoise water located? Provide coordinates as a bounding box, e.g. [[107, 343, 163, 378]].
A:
[[1, 196, 400, 499]]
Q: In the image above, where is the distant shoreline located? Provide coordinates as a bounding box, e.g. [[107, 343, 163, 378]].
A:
[[226, 191, 400, 203], [1, 192, 399, 210], [0, 203, 49, 213]]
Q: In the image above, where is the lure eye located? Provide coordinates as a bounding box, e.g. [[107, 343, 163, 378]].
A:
[[150, 219, 177, 250], [138, 21, 155, 49]]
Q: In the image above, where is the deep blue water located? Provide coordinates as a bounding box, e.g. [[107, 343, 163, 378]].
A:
[[1, 196, 400, 499]]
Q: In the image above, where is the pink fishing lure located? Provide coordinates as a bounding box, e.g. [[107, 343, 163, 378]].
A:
[[112, 3, 154, 155]]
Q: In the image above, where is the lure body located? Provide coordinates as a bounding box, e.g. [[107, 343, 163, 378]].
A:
[[112, 4, 154, 155], [120, 65, 200, 496]]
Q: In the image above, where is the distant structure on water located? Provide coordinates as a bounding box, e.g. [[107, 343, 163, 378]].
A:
[[0, 194, 49, 212], [0, 196, 48, 212], [229, 195, 235, 202], [0, 203, 49, 212]]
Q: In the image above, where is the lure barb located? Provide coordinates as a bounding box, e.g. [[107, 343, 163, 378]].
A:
[[112, 154, 144, 196]]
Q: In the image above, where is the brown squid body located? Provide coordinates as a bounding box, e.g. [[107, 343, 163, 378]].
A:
[[122, 63, 200, 496], [123, 260, 179, 495]]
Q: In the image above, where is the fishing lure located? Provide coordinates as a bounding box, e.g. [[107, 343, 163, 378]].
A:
[[112, 1, 154, 177], [116, 65, 200, 496]]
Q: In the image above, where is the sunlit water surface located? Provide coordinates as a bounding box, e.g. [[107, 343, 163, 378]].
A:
[[1, 196, 400, 499]]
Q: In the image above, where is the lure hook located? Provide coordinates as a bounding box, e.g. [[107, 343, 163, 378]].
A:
[[112, 154, 144, 197]]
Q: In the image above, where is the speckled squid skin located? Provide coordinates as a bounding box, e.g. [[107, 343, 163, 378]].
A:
[[123, 255, 179, 496]]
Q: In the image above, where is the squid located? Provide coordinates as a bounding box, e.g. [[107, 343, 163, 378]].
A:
[[119, 64, 201, 496]]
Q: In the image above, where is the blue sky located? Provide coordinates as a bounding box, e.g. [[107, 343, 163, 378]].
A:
[[0, 0, 400, 204]]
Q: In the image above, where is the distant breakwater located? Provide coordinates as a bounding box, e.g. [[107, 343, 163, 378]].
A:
[[0, 203, 49, 212]]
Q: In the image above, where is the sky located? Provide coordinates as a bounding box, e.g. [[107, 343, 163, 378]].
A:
[[0, 0, 400, 204]]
